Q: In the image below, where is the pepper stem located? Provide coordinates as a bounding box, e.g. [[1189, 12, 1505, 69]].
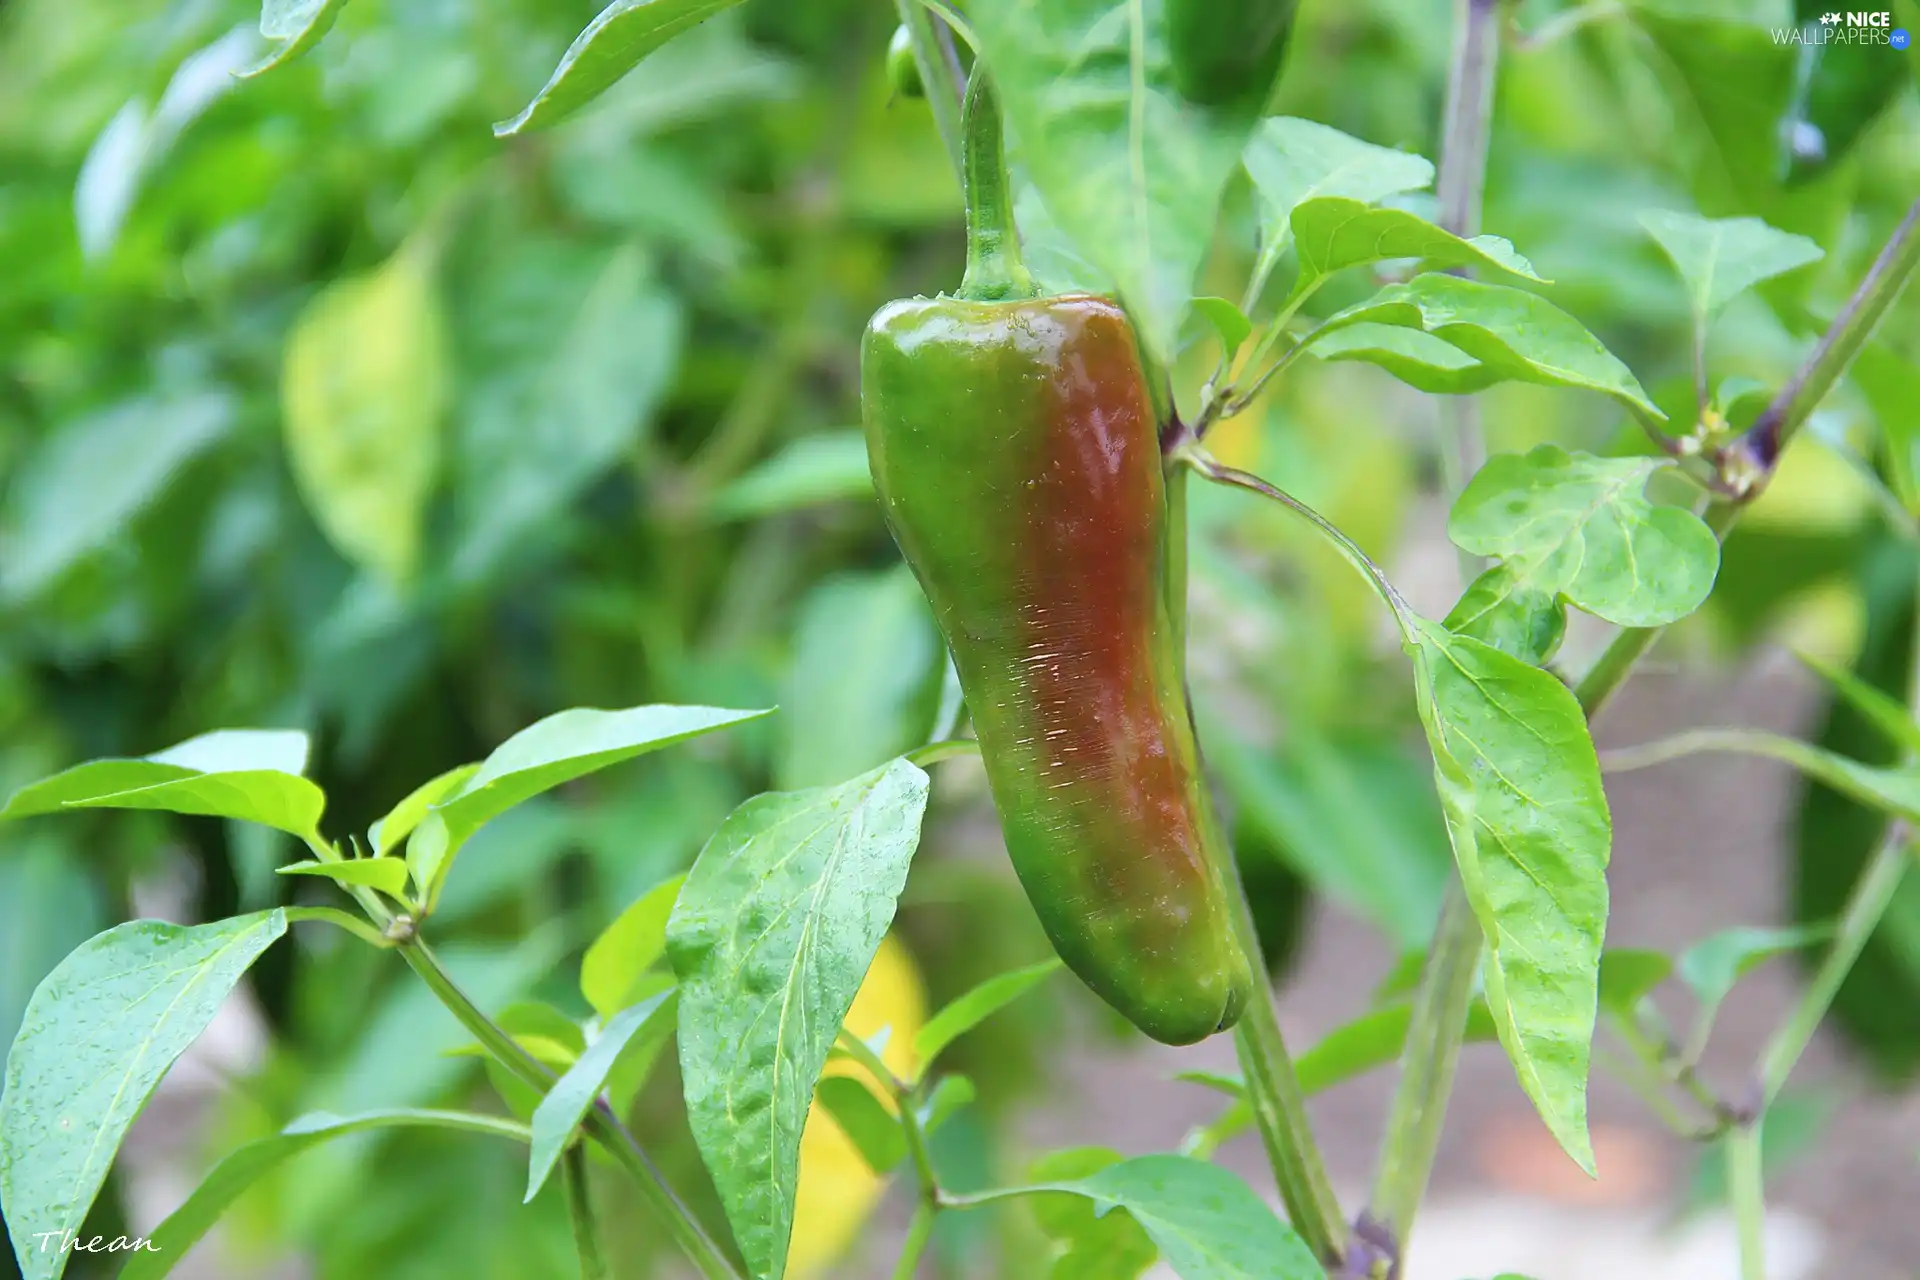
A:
[[956, 68, 1037, 302]]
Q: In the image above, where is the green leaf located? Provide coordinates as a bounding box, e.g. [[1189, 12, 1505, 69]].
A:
[[580, 873, 685, 1020], [1312, 274, 1664, 422], [779, 566, 939, 790], [967, 0, 1264, 364], [495, 0, 749, 135], [1, 911, 288, 1280], [1679, 923, 1832, 1033], [453, 244, 682, 574], [1307, 323, 1502, 395], [1030, 1155, 1323, 1280], [813, 1076, 907, 1174], [277, 857, 410, 900], [1597, 948, 1674, 1018], [1242, 118, 1434, 288], [1193, 298, 1254, 355], [75, 31, 253, 260], [0, 393, 232, 603], [1, 730, 324, 841], [1405, 618, 1611, 1174], [282, 242, 447, 585], [918, 1073, 976, 1135], [1798, 650, 1920, 759], [1289, 198, 1543, 294], [1627, 10, 1797, 206], [1028, 1147, 1157, 1280], [525, 990, 677, 1201], [118, 1108, 529, 1280], [1447, 445, 1721, 631], [913, 959, 1063, 1075], [1175, 1003, 1500, 1155], [1444, 574, 1566, 666], [667, 759, 930, 1280], [412, 704, 768, 909], [1295, 999, 1499, 1096], [368, 763, 480, 856], [707, 432, 872, 522], [1638, 209, 1823, 318], [242, 0, 353, 76]]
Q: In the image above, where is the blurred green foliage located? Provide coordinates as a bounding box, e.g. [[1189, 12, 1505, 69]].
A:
[[0, 0, 1917, 1275]]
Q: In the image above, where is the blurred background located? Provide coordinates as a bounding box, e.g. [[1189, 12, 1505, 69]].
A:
[[1, 0, 1918, 1276]]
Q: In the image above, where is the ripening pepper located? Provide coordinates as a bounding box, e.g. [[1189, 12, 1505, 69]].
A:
[[1166, 0, 1298, 108], [860, 74, 1254, 1046]]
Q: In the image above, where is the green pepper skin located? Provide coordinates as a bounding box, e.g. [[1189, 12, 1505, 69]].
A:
[[862, 292, 1254, 1046], [1166, 0, 1297, 108]]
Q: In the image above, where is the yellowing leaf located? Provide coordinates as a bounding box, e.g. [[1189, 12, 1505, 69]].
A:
[[786, 933, 927, 1280], [283, 242, 447, 584]]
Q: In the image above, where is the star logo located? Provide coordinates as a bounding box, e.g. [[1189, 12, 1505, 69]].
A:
[[1820, 11, 1842, 21]]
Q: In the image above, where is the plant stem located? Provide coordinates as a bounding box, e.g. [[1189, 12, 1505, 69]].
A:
[[1367, 885, 1481, 1238], [398, 939, 741, 1280], [1579, 199, 1920, 715], [564, 1147, 610, 1280], [893, 1201, 937, 1280], [1168, 462, 1348, 1264], [955, 70, 1037, 302], [1226, 900, 1350, 1265], [1724, 197, 1920, 484], [1759, 826, 1913, 1104], [283, 904, 395, 948], [1435, 0, 1501, 243], [894, 0, 967, 177], [1727, 1123, 1768, 1280], [1363, 1, 1504, 1265]]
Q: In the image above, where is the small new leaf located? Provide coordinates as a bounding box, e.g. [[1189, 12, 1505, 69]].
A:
[[277, 857, 410, 901], [913, 958, 1062, 1076], [369, 763, 479, 856], [1638, 210, 1823, 319], [415, 704, 768, 910], [581, 873, 685, 1020]]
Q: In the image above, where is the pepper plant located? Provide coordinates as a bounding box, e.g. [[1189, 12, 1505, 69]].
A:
[[2, 2, 1917, 1280]]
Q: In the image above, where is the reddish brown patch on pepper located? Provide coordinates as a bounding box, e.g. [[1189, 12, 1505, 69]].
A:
[[1016, 299, 1209, 895]]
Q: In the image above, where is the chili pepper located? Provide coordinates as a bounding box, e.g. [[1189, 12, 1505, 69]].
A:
[[1781, 3, 1910, 183], [1166, 0, 1298, 108], [860, 73, 1254, 1045], [886, 25, 925, 100]]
